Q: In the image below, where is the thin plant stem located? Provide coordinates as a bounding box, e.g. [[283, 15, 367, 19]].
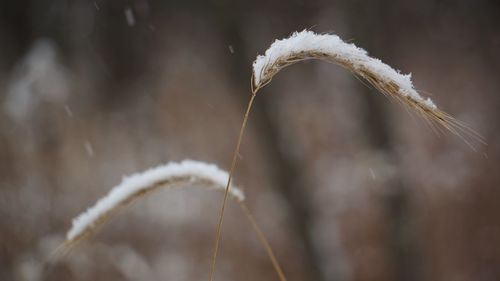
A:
[[238, 201, 287, 281], [209, 93, 257, 281], [52, 177, 288, 281]]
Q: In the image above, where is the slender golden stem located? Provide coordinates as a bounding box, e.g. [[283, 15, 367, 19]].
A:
[[238, 201, 287, 281], [209, 93, 257, 281]]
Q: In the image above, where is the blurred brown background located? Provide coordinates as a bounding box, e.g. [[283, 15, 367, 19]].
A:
[[1, 0, 499, 281]]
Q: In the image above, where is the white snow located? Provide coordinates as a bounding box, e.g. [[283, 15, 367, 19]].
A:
[[252, 30, 436, 109], [3, 39, 70, 121], [64, 104, 73, 117], [124, 7, 135, 26], [67, 160, 244, 241], [84, 140, 94, 157]]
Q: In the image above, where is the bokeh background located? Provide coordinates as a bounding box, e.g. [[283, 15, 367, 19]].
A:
[[1, 1, 499, 281]]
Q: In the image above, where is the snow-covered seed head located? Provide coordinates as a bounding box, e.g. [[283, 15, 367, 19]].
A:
[[64, 160, 244, 245], [252, 30, 435, 107], [56, 161, 286, 281], [251, 30, 482, 145]]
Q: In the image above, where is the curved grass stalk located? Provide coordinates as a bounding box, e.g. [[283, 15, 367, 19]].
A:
[[251, 30, 483, 144], [57, 160, 286, 281], [209, 93, 257, 281], [209, 29, 483, 281]]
